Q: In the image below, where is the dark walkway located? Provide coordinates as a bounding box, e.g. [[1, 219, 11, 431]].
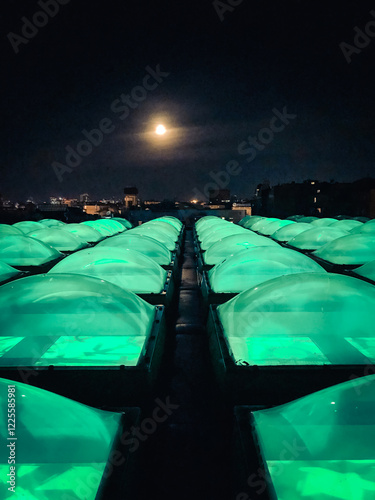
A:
[[138, 228, 232, 500]]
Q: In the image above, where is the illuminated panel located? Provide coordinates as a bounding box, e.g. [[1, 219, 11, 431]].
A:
[[0, 236, 62, 267], [217, 273, 375, 365], [204, 233, 279, 265], [297, 216, 319, 223], [314, 234, 375, 265], [250, 218, 280, 232], [243, 217, 266, 229], [252, 375, 375, 499], [82, 221, 117, 237], [153, 217, 182, 232], [196, 219, 228, 237], [237, 215, 252, 227], [354, 259, 375, 281], [39, 219, 66, 227], [257, 219, 295, 236], [129, 225, 176, 250], [111, 217, 133, 228], [195, 216, 221, 230], [61, 223, 104, 243], [0, 261, 21, 284], [209, 247, 324, 293], [97, 233, 171, 265], [141, 221, 179, 240], [330, 220, 363, 231], [49, 247, 167, 294], [271, 222, 312, 242], [200, 226, 248, 251], [310, 218, 338, 227], [288, 227, 349, 250], [351, 220, 375, 235], [13, 221, 45, 233], [0, 224, 23, 236], [0, 377, 122, 499], [197, 220, 232, 240], [27, 228, 88, 252]]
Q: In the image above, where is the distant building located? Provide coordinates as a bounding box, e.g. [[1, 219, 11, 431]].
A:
[[124, 187, 139, 209], [208, 189, 231, 208], [80, 193, 90, 203]]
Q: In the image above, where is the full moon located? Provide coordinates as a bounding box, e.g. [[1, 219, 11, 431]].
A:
[[155, 124, 166, 135]]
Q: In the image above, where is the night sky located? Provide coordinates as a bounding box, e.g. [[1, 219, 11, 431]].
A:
[[1, 0, 375, 202]]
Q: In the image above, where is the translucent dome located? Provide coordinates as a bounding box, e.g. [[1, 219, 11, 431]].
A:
[[195, 216, 221, 229], [196, 218, 228, 236], [243, 216, 266, 229], [0, 224, 23, 236], [209, 247, 324, 293], [203, 234, 280, 266], [13, 221, 46, 233], [350, 219, 375, 235], [330, 219, 363, 231], [200, 225, 248, 251], [237, 215, 252, 226], [218, 273, 375, 365], [257, 219, 295, 236], [0, 236, 62, 267], [129, 225, 176, 250], [82, 220, 116, 237], [310, 217, 338, 227], [49, 247, 167, 293], [0, 377, 121, 499], [197, 220, 231, 240], [97, 233, 172, 265], [355, 259, 375, 281], [142, 220, 179, 239], [286, 215, 304, 221], [0, 274, 155, 367], [0, 261, 21, 284], [27, 228, 88, 252], [39, 219, 66, 227], [154, 216, 182, 232], [250, 218, 280, 232], [297, 216, 319, 223], [252, 375, 375, 500], [271, 222, 312, 242], [288, 227, 349, 250], [314, 234, 375, 265], [60, 223, 104, 243], [111, 217, 133, 228]]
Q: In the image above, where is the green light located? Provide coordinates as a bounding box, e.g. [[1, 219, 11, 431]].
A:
[[314, 234, 375, 265], [142, 221, 179, 240], [0, 224, 23, 236], [196, 219, 228, 237], [129, 226, 176, 250], [237, 215, 252, 227], [250, 218, 280, 232], [111, 217, 133, 228], [297, 216, 319, 223], [61, 223, 104, 243], [310, 217, 338, 227], [355, 259, 375, 281], [288, 227, 349, 250], [271, 222, 312, 242], [209, 247, 324, 293], [0, 337, 23, 355], [200, 226, 248, 251], [27, 228, 88, 252], [13, 221, 45, 233], [39, 219, 66, 227], [97, 233, 172, 265], [330, 220, 363, 231], [204, 234, 279, 265], [0, 236, 62, 267], [48, 247, 167, 293], [153, 217, 182, 232], [351, 220, 375, 235], [0, 261, 21, 284], [243, 217, 266, 229], [257, 219, 295, 236]]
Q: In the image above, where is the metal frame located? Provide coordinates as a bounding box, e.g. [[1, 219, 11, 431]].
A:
[[138, 270, 175, 307]]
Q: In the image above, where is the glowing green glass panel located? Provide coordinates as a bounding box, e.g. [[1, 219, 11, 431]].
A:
[[196, 219, 228, 237], [258, 219, 295, 236], [99, 219, 127, 233], [209, 247, 324, 293], [111, 217, 133, 228], [271, 222, 312, 241], [61, 223, 104, 243], [197, 221, 231, 240], [13, 221, 45, 233], [195, 216, 221, 229], [97, 233, 172, 265], [354, 259, 375, 281], [129, 226, 176, 250], [204, 234, 279, 265], [0, 261, 21, 284], [350, 220, 375, 235], [142, 221, 179, 240], [313, 234, 375, 265], [250, 218, 280, 232], [39, 219, 66, 227], [330, 220, 363, 230], [82, 221, 116, 237], [288, 227, 349, 250], [297, 216, 319, 223], [310, 217, 338, 227], [0, 377, 122, 499], [243, 217, 266, 229], [49, 247, 167, 293], [237, 215, 252, 227], [252, 375, 375, 500], [0, 236, 62, 267], [200, 226, 248, 250], [154, 217, 182, 232], [0, 224, 23, 236], [0, 337, 23, 355], [27, 228, 88, 252], [218, 273, 375, 365]]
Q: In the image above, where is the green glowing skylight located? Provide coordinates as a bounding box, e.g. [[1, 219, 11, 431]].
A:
[[257, 219, 295, 236], [209, 247, 324, 293], [237, 215, 252, 227], [97, 233, 172, 265], [314, 234, 375, 265], [0, 236, 62, 267], [154, 217, 182, 232], [354, 259, 375, 281], [13, 221, 46, 233], [0, 224, 23, 236], [330, 220, 363, 231], [0, 377, 122, 499], [0, 274, 155, 367], [39, 219, 66, 227], [82, 221, 118, 237], [195, 216, 221, 229], [61, 223, 104, 243], [271, 222, 312, 242], [49, 247, 167, 293], [111, 217, 133, 228], [243, 217, 266, 229], [297, 216, 319, 223], [288, 227, 349, 250], [129, 226, 176, 250], [310, 217, 338, 227], [200, 226, 248, 251], [250, 218, 280, 232], [98, 219, 127, 233], [197, 220, 231, 240], [217, 273, 375, 365], [0, 261, 21, 284], [203, 233, 279, 265], [252, 375, 375, 500], [27, 228, 88, 252], [350, 220, 375, 235], [196, 218, 228, 236], [142, 221, 179, 240]]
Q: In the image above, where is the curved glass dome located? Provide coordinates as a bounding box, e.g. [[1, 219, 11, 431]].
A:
[[314, 234, 375, 265], [297, 216, 319, 223], [0, 274, 155, 367], [204, 233, 280, 266], [271, 222, 312, 242], [288, 227, 349, 250], [250, 218, 280, 232], [154, 216, 182, 232], [197, 220, 231, 240], [258, 219, 295, 236], [97, 233, 172, 265], [61, 223, 104, 243], [252, 375, 375, 500], [195, 216, 221, 229], [97, 219, 126, 233], [0, 261, 21, 284], [286, 215, 304, 221], [39, 219, 66, 227], [111, 217, 133, 228], [82, 220, 124, 237], [13, 221, 46, 233], [200, 225, 248, 251], [310, 217, 338, 227], [27, 228, 88, 252], [354, 259, 375, 281], [196, 218, 227, 236], [350, 219, 375, 235], [209, 247, 324, 293], [237, 215, 252, 227], [129, 225, 176, 250], [217, 273, 375, 366], [0, 236, 62, 267], [243, 216, 266, 229], [0, 377, 122, 500], [330, 219, 363, 231], [0, 224, 23, 236], [49, 247, 167, 294], [142, 220, 179, 239]]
